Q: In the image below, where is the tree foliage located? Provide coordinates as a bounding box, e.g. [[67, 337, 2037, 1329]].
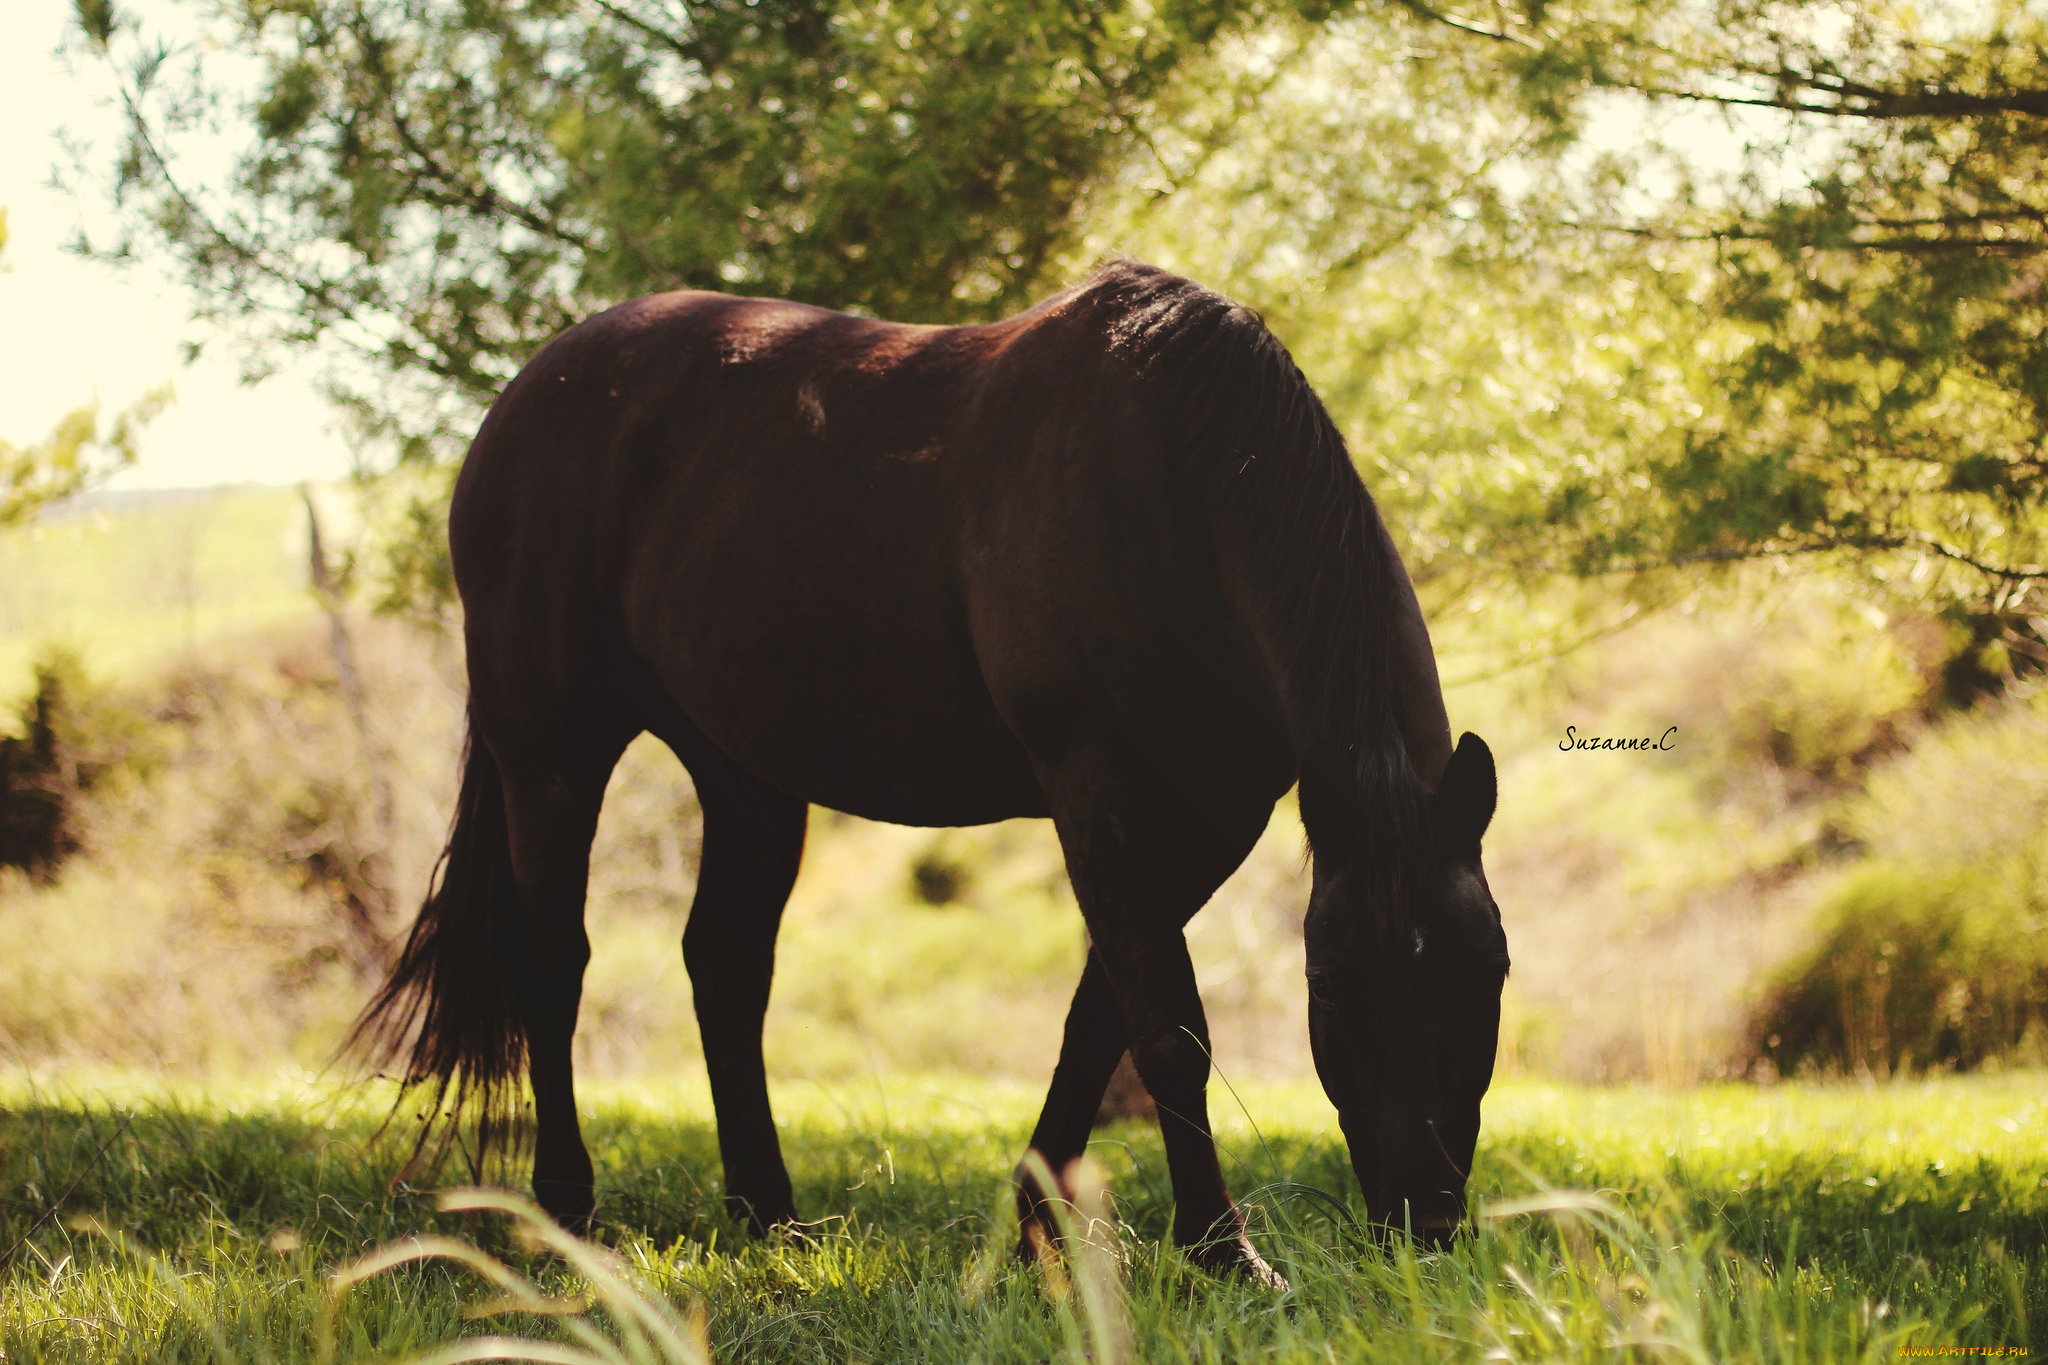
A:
[[75, 0, 1296, 459], [1082, 0, 2048, 686], [1084, 13, 1729, 642], [1391, 0, 2048, 677]]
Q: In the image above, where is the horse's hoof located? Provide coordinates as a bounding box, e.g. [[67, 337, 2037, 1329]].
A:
[[764, 1216, 812, 1247], [728, 1196, 803, 1240], [1013, 1216, 1056, 1266], [1183, 1234, 1290, 1292], [534, 1179, 597, 1236]]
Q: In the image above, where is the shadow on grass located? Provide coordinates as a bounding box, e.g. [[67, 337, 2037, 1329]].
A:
[[1, 1087, 2043, 1361], [5, 1095, 2041, 1273]]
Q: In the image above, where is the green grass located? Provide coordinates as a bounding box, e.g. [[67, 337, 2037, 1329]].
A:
[[2, 1073, 2041, 1361], [0, 487, 320, 696]]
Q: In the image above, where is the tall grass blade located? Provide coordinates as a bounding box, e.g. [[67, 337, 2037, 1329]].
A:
[[328, 1188, 711, 1365], [1019, 1148, 1130, 1364]]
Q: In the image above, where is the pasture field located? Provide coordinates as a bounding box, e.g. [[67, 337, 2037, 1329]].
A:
[[0, 487, 323, 692], [1, 1073, 2042, 1362]]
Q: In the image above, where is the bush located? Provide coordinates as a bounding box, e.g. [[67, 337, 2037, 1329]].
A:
[[1743, 682, 2048, 1077], [0, 649, 148, 878], [1712, 607, 1928, 793], [1748, 865, 2048, 1076], [908, 836, 973, 906], [0, 622, 463, 1068]]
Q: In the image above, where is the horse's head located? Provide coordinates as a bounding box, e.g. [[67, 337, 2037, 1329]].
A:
[[1303, 731, 1507, 1248]]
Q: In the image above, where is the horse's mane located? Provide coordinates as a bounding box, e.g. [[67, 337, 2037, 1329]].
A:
[[1068, 258, 1433, 935]]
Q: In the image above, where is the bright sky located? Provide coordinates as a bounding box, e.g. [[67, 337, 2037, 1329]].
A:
[[1, 0, 354, 491]]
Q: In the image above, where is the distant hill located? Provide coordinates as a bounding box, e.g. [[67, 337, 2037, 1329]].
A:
[[0, 483, 344, 696]]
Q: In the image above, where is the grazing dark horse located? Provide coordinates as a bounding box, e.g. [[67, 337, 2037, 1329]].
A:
[[356, 260, 1509, 1286]]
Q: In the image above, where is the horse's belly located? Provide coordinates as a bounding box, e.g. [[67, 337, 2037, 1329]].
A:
[[770, 719, 1050, 827], [686, 687, 1049, 827], [636, 591, 1049, 827]]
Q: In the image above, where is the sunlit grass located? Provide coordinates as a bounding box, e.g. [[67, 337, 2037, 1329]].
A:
[[2, 1072, 2040, 1361], [0, 487, 322, 695]]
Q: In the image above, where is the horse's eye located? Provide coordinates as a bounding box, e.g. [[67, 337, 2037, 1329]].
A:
[[1305, 970, 1338, 1005]]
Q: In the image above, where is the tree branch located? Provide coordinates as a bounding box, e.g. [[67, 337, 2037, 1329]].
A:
[[109, 61, 407, 366], [1911, 533, 2048, 582], [1389, 0, 1539, 50], [1562, 531, 2047, 583], [1551, 217, 2048, 255], [349, 13, 596, 253], [586, 0, 716, 71], [1605, 73, 2048, 121]]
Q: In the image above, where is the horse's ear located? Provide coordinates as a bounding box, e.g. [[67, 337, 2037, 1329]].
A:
[[1438, 732, 1496, 851]]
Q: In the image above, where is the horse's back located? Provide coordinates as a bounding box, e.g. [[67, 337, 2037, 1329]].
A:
[[451, 284, 1288, 826], [451, 291, 1044, 821]]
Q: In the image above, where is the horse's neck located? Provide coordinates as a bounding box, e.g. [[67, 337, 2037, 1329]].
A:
[[1226, 485, 1452, 796], [1366, 507, 1453, 795]]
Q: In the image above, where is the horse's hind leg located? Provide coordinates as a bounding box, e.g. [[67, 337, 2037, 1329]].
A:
[[659, 723, 808, 1233], [492, 727, 633, 1230]]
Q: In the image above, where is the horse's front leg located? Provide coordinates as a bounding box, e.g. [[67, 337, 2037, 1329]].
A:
[[1016, 946, 1128, 1259], [1037, 759, 1287, 1289], [1087, 924, 1285, 1288]]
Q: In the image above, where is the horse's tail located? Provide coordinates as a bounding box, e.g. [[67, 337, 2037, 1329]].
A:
[[348, 716, 527, 1175]]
